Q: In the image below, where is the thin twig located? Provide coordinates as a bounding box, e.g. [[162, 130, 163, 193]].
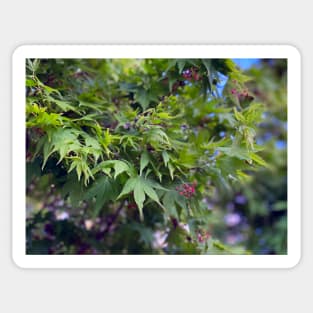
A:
[[103, 200, 125, 234]]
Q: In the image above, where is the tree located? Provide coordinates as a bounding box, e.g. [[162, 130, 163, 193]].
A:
[[26, 58, 269, 255]]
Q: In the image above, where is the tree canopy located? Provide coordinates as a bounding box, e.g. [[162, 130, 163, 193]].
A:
[[26, 58, 287, 255]]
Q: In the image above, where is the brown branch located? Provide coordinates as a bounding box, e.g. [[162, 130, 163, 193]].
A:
[[103, 200, 125, 235]]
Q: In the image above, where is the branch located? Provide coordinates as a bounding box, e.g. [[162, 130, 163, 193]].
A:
[[103, 200, 125, 234]]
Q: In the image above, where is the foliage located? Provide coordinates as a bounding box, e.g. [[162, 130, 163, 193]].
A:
[[25, 58, 280, 255], [202, 60, 287, 254]]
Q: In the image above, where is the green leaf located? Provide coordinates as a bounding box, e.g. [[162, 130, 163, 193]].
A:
[[168, 162, 175, 180], [26, 59, 40, 73], [117, 177, 137, 199], [162, 191, 178, 218], [233, 107, 246, 123], [218, 146, 250, 161], [134, 181, 146, 221], [67, 158, 93, 185], [26, 78, 36, 87], [249, 152, 268, 167], [201, 59, 212, 74], [47, 96, 79, 113], [144, 127, 171, 150], [113, 160, 131, 179], [162, 151, 169, 167], [177, 60, 186, 74], [83, 176, 119, 217], [166, 60, 177, 72], [136, 89, 150, 110], [201, 137, 230, 151], [92, 160, 130, 179], [140, 151, 150, 176], [142, 183, 160, 204], [117, 176, 165, 220], [42, 140, 53, 169], [218, 112, 236, 127]]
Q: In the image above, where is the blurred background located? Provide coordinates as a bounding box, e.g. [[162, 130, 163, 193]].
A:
[[208, 59, 287, 254]]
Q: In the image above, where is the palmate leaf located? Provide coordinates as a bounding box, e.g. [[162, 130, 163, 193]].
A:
[[92, 160, 131, 179], [144, 127, 171, 150], [142, 183, 160, 203], [134, 183, 146, 220], [68, 157, 94, 185], [119, 134, 140, 150], [43, 128, 81, 165], [162, 191, 178, 218], [244, 103, 264, 125], [46, 96, 80, 114], [218, 146, 250, 160], [201, 137, 230, 151], [83, 176, 119, 217], [117, 176, 164, 220], [27, 111, 63, 128], [117, 177, 137, 199], [140, 151, 150, 176], [218, 146, 268, 167], [26, 102, 64, 128], [26, 59, 40, 73], [162, 189, 188, 219]]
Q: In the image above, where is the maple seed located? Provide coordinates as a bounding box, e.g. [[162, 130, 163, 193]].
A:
[[176, 182, 196, 198]]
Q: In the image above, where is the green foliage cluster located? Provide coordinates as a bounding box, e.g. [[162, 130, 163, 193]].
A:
[[202, 60, 287, 254], [26, 58, 269, 255]]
